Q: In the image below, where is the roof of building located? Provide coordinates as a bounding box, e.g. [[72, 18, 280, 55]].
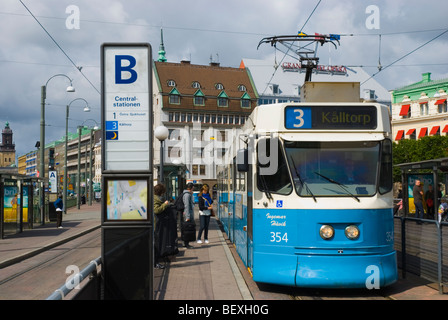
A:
[[154, 61, 258, 113], [390, 72, 448, 104]]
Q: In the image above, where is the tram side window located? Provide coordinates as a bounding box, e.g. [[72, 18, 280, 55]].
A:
[[379, 139, 393, 194], [256, 138, 292, 195]]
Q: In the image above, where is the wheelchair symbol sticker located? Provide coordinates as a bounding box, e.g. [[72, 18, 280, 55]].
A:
[[276, 200, 283, 208]]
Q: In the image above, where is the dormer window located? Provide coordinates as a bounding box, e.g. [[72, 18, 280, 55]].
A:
[[238, 84, 247, 92], [167, 80, 176, 87], [192, 81, 201, 89], [217, 91, 229, 107], [241, 92, 251, 108], [215, 83, 224, 90], [194, 89, 205, 106], [169, 87, 180, 105]]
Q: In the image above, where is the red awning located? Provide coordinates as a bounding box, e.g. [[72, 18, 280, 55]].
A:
[[395, 130, 404, 141], [430, 126, 440, 135], [418, 127, 428, 138], [399, 104, 410, 116], [435, 99, 447, 105], [419, 100, 428, 104], [443, 125, 448, 133], [406, 128, 415, 135]]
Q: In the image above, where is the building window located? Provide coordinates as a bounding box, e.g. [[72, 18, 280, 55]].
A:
[[420, 102, 428, 116], [194, 96, 204, 106], [215, 83, 224, 90], [218, 97, 228, 107], [217, 130, 227, 141], [192, 81, 201, 89], [241, 92, 251, 108], [169, 87, 180, 105], [167, 80, 176, 87], [169, 95, 179, 104], [437, 100, 448, 113], [168, 147, 182, 158], [200, 165, 206, 175], [192, 165, 198, 175], [217, 91, 229, 107], [238, 84, 247, 92], [194, 89, 205, 106]]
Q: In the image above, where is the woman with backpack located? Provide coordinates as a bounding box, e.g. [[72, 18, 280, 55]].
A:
[[197, 185, 213, 244]]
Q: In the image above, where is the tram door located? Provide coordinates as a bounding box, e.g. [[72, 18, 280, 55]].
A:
[[246, 160, 253, 272]]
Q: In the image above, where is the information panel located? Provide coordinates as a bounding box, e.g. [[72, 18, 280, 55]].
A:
[[284, 105, 377, 130], [102, 43, 152, 171]]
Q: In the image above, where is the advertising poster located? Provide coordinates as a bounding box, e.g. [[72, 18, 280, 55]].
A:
[[3, 186, 28, 223], [106, 179, 148, 220], [407, 174, 433, 214]]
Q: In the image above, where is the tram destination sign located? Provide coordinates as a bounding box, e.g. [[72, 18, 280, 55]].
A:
[[101, 43, 152, 171], [284, 105, 377, 130]]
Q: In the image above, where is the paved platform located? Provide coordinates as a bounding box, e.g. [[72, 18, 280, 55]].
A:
[[154, 215, 251, 300], [0, 202, 447, 300]]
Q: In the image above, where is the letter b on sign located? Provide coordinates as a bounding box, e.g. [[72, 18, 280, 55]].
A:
[[115, 55, 138, 84]]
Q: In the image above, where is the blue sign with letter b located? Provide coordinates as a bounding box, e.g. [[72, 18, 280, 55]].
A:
[[115, 55, 138, 84]]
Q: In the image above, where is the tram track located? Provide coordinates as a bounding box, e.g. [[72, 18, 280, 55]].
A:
[[0, 229, 101, 299]]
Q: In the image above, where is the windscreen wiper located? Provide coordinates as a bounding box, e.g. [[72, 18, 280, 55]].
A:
[[290, 156, 317, 202], [314, 172, 360, 202]]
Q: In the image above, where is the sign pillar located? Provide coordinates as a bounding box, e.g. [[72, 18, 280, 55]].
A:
[[101, 43, 153, 299]]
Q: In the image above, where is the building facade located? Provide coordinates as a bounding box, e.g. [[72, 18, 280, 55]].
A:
[[391, 73, 448, 141], [153, 59, 258, 186]]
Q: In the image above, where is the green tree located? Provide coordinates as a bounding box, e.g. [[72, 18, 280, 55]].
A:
[[393, 135, 448, 182]]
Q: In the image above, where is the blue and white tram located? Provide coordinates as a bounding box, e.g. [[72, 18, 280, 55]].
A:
[[217, 102, 398, 288]]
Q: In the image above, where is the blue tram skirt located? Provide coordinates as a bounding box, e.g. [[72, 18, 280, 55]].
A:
[[253, 251, 397, 288]]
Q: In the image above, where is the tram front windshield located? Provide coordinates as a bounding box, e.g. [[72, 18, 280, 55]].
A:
[[284, 141, 380, 197]]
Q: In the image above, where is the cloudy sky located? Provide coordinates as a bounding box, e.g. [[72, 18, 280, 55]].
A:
[[1, 0, 448, 159]]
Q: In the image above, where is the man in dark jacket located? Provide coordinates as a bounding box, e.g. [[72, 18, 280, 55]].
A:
[[413, 179, 424, 221]]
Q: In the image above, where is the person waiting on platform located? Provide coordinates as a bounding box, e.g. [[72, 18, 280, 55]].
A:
[[438, 197, 448, 223], [197, 185, 213, 244]]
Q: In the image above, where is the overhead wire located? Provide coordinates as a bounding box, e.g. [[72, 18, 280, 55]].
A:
[[361, 28, 448, 84], [18, 0, 100, 95], [261, 0, 322, 96]]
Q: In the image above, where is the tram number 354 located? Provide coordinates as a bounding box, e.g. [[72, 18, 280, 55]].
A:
[[270, 232, 288, 243]]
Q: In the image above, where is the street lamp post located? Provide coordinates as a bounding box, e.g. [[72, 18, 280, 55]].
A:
[[79, 119, 99, 207], [40, 74, 75, 225], [155, 126, 169, 184], [64, 98, 90, 216]]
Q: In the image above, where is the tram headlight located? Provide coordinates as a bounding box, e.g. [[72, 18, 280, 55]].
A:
[[319, 225, 334, 240], [345, 225, 360, 240]]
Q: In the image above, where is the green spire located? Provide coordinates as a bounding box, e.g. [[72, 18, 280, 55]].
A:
[[158, 28, 167, 62]]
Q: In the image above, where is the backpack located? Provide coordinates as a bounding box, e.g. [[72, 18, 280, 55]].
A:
[[174, 191, 188, 211]]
